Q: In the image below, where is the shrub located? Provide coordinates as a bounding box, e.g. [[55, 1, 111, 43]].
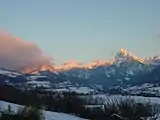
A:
[[0, 105, 44, 120], [81, 97, 158, 120], [17, 106, 44, 120]]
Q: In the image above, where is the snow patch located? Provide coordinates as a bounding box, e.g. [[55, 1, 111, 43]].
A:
[[0, 101, 87, 120]]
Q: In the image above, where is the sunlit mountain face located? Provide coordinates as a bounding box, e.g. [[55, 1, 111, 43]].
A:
[[22, 48, 160, 73], [115, 49, 144, 63], [22, 60, 112, 73], [23, 65, 55, 74], [54, 60, 112, 71]]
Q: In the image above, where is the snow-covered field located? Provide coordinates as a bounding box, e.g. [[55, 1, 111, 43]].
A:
[[0, 101, 87, 120], [149, 87, 160, 92], [46, 87, 95, 94], [68, 87, 94, 94], [0, 69, 21, 78]]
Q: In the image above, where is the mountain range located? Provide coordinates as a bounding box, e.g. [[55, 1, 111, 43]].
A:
[[0, 48, 160, 90]]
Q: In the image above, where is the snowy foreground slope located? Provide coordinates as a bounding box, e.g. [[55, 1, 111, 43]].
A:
[[2, 95, 160, 120], [0, 101, 87, 120]]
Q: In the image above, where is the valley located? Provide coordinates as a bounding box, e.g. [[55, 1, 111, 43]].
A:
[[0, 49, 160, 97]]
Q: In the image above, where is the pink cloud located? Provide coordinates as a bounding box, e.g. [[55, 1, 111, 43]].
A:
[[0, 32, 53, 71]]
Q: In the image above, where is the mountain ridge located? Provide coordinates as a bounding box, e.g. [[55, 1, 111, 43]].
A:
[[22, 48, 160, 73], [0, 49, 160, 94]]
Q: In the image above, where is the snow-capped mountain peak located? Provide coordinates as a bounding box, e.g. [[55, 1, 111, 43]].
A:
[[144, 56, 160, 65], [115, 48, 143, 63]]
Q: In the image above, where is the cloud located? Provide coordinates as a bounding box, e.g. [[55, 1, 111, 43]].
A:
[[0, 32, 53, 71]]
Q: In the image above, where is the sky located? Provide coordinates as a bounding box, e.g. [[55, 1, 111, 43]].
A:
[[0, 0, 160, 65]]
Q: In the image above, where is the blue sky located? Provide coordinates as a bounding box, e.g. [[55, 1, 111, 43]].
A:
[[0, 0, 160, 65]]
